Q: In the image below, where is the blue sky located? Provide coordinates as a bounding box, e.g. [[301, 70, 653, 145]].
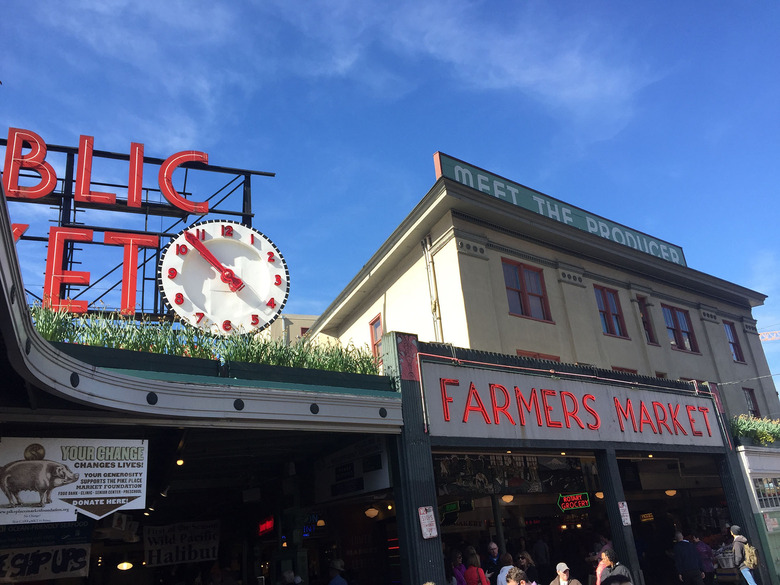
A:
[[3, 1, 780, 386]]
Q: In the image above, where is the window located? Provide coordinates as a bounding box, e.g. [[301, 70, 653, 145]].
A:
[[594, 286, 628, 337], [661, 304, 699, 352], [612, 366, 638, 374], [517, 349, 561, 362], [369, 315, 383, 360], [744, 387, 760, 417], [724, 321, 745, 362], [754, 477, 780, 509], [502, 260, 552, 321], [300, 327, 309, 337], [637, 296, 658, 344]]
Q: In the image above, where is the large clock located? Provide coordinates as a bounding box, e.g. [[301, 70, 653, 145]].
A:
[[158, 220, 289, 335]]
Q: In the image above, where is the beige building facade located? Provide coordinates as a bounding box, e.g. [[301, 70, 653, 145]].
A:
[[312, 153, 777, 422]]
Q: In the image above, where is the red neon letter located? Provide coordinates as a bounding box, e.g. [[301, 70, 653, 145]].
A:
[[128, 142, 144, 207], [463, 382, 491, 424], [613, 398, 637, 432], [686, 405, 702, 436], [440, 378, 459, 422], [75, 135, 116, 204], [652, 401, 672, 434], [560, 391, 585, 429], [2, 127, 57, 199], [158, 150, 209, 214], [515, 387, 543, 426], [582, 394, 601, 430], [668, 403, 687, 435], [541, 389, 562, 428], [104, 231, 159, 314], [490, 384, 515, 425], [43, 227, 93, 312], [638, 402, 658, 434], [11, 224, 29, 242], [698, 406, 713, 436]]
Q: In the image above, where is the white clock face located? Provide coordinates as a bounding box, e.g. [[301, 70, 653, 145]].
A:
[[158, 220, 289, 335]]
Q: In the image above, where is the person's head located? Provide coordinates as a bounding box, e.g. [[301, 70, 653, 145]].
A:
[[689, 533, 700, 543], [601, 548, 617, 567], [674, 531, 685, 542], [730, 525, 742, 537], [506, 567, 529, 585], [516, 551, 535, 567], [281, 570, 295, 584], [329, 559, 345, 576], [488, 542, 499, 558], [450, 549, 463, 566], [499, 553, 514, 568], [466, 552, 481, 568], [556, 562, 571, 581]]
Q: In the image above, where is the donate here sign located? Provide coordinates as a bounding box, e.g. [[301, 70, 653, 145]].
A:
[[434, 152, 686, 267]]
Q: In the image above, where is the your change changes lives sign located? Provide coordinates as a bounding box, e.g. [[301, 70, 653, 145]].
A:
[[0, 438, 147, 524]]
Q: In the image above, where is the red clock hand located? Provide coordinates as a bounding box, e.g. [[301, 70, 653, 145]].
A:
[[184, 231, 245, 292]]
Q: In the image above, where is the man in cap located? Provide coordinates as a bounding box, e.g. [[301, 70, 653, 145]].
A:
[[549, 562, 582, 585], [328, 558, 347, 585], [730, 525, 758, 585]]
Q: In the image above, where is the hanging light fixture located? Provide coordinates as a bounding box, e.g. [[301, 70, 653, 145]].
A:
[[665, 489, 677, 497], [364, 506, 380, 518], [501, 495, 514, 503], [117, 557, 133, 571], [595, 492, 604, 499], [316, 519, 326, 527]]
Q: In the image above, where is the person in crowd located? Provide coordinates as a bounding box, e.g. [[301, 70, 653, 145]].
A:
[[672, 532, 704, 585], [465, 551, 490, 585], [598, 549, 632, 585], [730, 525, 758, 585], [549, 562, 583, 585], [689, 533, 716, 585], [533, 537, 551, 582], [506, 567, 533, 585], [328, 559, 348, 585], [496, 553, 515, 585], [450, 549, 467, 585], [515, 551, 539, 584], [483, 542, 501, 585]]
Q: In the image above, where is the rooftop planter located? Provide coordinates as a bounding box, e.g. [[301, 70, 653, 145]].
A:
[[731, 414, 780, 446], [31, 305, 380, 376]]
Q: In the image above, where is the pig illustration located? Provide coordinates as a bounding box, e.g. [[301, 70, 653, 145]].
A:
[[0, 459, 79, 507]]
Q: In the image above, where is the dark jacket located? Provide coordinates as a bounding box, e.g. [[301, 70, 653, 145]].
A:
[[732, 535, 748, 570], [673, 539, 703, 574], [601, 562, 633, 584]]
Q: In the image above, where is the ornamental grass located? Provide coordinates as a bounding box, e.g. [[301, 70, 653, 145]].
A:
[[730, 414, 780, 446], [29, 305, 379, 375]]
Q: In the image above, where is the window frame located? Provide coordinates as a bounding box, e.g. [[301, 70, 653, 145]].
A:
[[636, 295, 658, 345], [594, 285, 629, 338], [369, 314, 383, 360], [516, 349, 561, 362], [501, 259, 553, 322], [723, 321, 746, 363], [744, 387, 761, 417], [661, 304, 700, 353]]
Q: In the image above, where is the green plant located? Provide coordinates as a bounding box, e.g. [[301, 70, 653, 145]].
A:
[[29, 304, 380, 375], [730, 414, 780, 446]]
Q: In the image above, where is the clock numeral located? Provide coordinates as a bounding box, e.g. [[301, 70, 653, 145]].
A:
[[267, 251, 275, 263], [174, 293, 184, 305], [194, 228, 206, 240], [221, 225, 234, 237], [251, 314, 260, 326], [176, 244, 188, 256], [250, 233, 255, 245], [222, 320, 233, 331], [266, 298, 276, 309], [167, 267, 178, 279], [195, 312, 205, 324], [274, 274, 282, 286]]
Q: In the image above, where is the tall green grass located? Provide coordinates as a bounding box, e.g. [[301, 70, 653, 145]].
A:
[[29, 305, 379, 375]]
